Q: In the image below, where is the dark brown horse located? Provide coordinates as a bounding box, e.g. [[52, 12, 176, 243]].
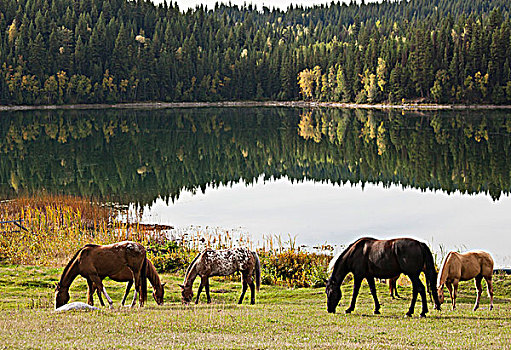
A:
[[180, 247, 261, 304], [326, 237, 441, 317], [55, 241, 147, 309], [90, 258, 165, 306]]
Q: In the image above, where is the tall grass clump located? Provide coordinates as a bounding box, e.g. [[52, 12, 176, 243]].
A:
[[257, 235, 332, 288], [0, 194, 145, 266]]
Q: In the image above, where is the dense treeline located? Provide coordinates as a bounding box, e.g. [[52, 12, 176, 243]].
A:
[[0, 0, 511, 105], [1, 108, 510, 204]]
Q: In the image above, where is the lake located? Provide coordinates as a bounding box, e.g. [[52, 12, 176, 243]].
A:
[[1, 107, 511, 266]]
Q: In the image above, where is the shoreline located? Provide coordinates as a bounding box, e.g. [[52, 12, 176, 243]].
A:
[[1, 100, 511, 111]]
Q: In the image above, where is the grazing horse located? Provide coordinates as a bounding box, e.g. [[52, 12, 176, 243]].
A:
[[326, 237, 441, 317], [180, 247, 261, 305], [90, 259, 165, 306], [436, 250, 494, 311], [55, 241, 147, 309]]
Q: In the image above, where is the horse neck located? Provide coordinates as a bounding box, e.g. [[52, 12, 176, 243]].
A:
[[147, 261, 162, 289], [59, 257, 79, 289], [183, 262, 199, 288], [438, 252, 454, 286], [331, 257, 349, 287]]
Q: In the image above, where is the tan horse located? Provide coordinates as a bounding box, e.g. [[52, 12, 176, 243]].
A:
[[180, 247, 261, 305], [55, 241, 147, 309], [90, 259, 165, 306], [436, 250, 494, 311]]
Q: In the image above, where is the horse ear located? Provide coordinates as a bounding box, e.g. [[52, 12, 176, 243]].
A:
[[178, 284, 184, 289], [161, 282, 167, 288]]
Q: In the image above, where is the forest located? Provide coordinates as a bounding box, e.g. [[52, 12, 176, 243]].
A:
[[1, 108, 510, 203], [1, 0, 511, 105]]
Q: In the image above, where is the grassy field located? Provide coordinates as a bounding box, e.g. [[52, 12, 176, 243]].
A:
[[0, 265, 510, 349]]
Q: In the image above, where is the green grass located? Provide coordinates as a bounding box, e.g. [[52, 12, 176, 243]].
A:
[[0, 265, 510, 349]]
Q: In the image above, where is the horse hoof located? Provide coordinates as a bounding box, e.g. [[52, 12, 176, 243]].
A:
[[419, 313, 427, 318], [345, 309, 352, 314], [374, 310, 381, 315], [405, 312, 412, 317]]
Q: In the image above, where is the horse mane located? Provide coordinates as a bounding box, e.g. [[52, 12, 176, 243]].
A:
[[146, 259, 161, 286], [328, 238, 373, 273], [184, 250, 202, 282], [436, 251, 454, 287], [59, 244, 99, 284]]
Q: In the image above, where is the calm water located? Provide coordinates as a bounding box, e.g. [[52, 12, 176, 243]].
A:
[[2, 107, 511, 266]]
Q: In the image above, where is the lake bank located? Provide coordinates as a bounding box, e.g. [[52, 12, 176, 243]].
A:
[[2, 101, 511, 111]]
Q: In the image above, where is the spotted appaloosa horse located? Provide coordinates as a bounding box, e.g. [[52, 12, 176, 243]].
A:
[[55, 241, 147, 309], [180, 247, 261, 304]]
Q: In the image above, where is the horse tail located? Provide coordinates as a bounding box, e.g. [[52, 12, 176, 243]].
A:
[[252, 250, 261, 291], [140, 256, 148, 304], [420, 242, 441, 310]]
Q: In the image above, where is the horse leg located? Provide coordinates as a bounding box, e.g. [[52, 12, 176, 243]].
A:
[[452, 280, 459, 310], [238, 273, 248, 304], [246, 273, 256, 305], [96, 286, 105, 307], [121, 280, 134, 307], [445, 282, 454, 310], [485, 276, 494, 311], [346, 276, 362, 314], [89, 275, 113, 308], [205, 278, 211, 304], [406, 276, 421, 317], [195, 277, 205, 304], [473, 275, 483, 311], [367, 277, 381, 314], [86, 278, 95, 306], [416, 277, 428, 317], [394, 279, 401, 299]]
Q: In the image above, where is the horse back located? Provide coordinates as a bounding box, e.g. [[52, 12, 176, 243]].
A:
[[366, 238, 425, 278], [199, 247, 253, 277], [77, 241, 146, 277], [458, 250, 494, 280]]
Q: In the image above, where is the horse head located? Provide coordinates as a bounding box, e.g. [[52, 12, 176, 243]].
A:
[[55, 283, 70, 309], [325, 280, 342, 313], [179, 284, 193, 304], [153, 282, 166, 305], [437, 284, 445, 304]]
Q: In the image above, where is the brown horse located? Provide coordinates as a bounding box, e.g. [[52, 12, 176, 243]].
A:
[[90, 259, 165, 306], [326, 237, 441, 317], [436, 250, 494, 311], [180, 247, 261, 305], [55, 241, 147, 309]]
